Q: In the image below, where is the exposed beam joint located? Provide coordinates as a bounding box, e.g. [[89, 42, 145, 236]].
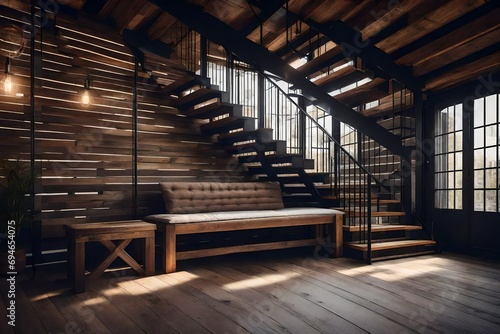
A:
[[240, 0, 287, 37]]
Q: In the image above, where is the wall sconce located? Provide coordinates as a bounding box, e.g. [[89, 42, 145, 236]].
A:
[[81, 76, 91, 107], [2, 58, 15, 95]]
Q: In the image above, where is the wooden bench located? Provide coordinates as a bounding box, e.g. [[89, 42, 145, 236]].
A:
[[145, 182, 344, 273], [65, 221, 156, 293]]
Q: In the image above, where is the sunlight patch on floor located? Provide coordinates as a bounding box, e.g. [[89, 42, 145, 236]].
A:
[[223, 272, 299, 290]]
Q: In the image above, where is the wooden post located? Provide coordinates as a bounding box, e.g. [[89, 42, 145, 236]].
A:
[[164, 224, 177, 273]]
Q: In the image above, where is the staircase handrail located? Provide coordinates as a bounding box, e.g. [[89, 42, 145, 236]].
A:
[[261, 72, 389, 191]]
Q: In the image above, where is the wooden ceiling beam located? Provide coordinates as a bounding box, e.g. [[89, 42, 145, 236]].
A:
[[306, 19, 423, 92], [146, 0, 409, 161], [393, 2, 500, 63]]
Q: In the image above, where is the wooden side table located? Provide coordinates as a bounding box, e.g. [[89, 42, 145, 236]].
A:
[[64, 221, 156, 293]]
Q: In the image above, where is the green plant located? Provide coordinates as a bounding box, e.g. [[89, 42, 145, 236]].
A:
[[0, 159, 33, 236]]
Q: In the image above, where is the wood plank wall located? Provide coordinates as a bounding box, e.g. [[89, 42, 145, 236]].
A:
[[0, 3, 247, 246]]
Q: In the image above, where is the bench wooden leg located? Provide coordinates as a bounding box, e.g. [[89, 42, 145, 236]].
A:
[[163, 224, 176, 273], [144, 235, 155, 276], [334, 215, 343, 257], [69, 239, 85, 294]]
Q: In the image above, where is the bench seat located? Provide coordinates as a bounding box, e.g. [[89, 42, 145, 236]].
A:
[[146, 207, 341, 224]]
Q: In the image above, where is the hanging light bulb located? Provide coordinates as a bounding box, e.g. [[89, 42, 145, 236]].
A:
[[81, 77, 91, 107], [2, 58, 15, 95]]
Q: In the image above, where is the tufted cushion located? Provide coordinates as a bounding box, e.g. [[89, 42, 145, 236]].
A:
[[159, 182, 284, 214]]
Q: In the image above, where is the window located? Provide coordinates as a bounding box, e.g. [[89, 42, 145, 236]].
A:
[[435, 104, 463, 209], [473, 94, 500, 212]]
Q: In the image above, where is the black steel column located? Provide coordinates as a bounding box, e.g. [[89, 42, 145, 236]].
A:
[[298, 96, 307, 157], [258, 73, 265, 129], [30, 0, 42, 269], [133, 59, 138, 219], [200, 36, 207, 78]]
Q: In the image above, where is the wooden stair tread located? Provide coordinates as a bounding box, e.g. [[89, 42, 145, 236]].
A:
[[345, 239, 436, 251], [218, 128, 273, 144], [200, 116, 255, 134], [175, 88, 225, 108], [324, 196, 400, 204], [332, 210, 406, 217], [187, 102, 242, 119], [343, 224, 422, 232]]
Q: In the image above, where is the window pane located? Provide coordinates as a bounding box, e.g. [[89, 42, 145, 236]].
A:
[[435, 191, 446, 209], [448, 172, 455, 188], [448, 191, 455, 209], [485, 95, 497, 125], [456, 190, 463, 209], [455, 132, 462, 151], [486, 169, 497, 188], [474, 190, 484, 211], [474, 128, 484, 148], [447, 108, 455, 133], [474, 170, 484, 188], [447, 133, 455, 151], [455, 152, 463, 170], [474, 149, 484, 169], [456, 171, 462, 189], [485, 190, 497, 212], [435, 155, 444, 172], [486, 147, 497, 167], [435, 172, 446, 188], [485, 125, 496, 147], [447, 153, 455, 170], [435, 136, 443, 154], [474, 98, 484, 127], [455, 104, 463, 131]]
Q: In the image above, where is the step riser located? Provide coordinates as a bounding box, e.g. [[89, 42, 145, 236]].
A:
[[344, 244, 436, 262]]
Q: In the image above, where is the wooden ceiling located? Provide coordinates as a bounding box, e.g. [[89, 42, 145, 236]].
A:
[[55, 0, 500, 108]]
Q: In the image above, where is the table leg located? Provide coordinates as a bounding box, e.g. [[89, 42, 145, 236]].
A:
[[73, 241, 85, 293]]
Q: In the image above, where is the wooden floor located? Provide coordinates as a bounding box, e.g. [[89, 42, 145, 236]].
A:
[[1, 250, 500, 333]]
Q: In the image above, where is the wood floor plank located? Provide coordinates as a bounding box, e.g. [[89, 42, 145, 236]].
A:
[[139, 275, 250, 334], [6, 253, 500, 333], [265, 258, 445, 334], [237, 262, 419, 334], [296, 256, 500, 331], [163, 270, 288, 333], [189, 267, 323, 334], [325, 257, 500, 333], [21, 280, 72, 333], [111, 277, 208, 334], [212, 265, 367, 334], [89, 277, 178, 334], [50, 291, 112, 334], [77, 285, 146, 334]]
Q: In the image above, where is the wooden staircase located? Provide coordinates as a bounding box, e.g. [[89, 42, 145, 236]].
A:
[[161, 73, 436, 263]]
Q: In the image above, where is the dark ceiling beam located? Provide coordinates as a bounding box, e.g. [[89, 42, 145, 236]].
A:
[[147, 0, 409, 161], [81, 0, 108, 15], [275, 29, 317, 58], [240, 0, 288, 37], [306, 19, 424, 92], [320, 71, 369, 94], [391, 1, 500, 60], [421, 42, 500, 88], [123, 29, 173, 59]]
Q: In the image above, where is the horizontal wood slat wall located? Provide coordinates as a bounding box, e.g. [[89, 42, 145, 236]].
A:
[[0, 4, 247, 246]]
